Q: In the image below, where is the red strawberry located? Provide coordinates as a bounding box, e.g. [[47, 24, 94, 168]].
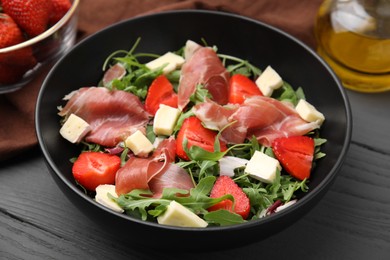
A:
[[272, 136, 315, 181], [0, 14, 37, 84], [49, 0, 72, 25], [1, 0, 52, 37], [0, 13, 25, 47], [72, 152, 122, 191], [208, 176, 250, 219]]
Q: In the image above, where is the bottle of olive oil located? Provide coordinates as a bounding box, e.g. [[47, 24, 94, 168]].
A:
[[315, 0, 390, 92]]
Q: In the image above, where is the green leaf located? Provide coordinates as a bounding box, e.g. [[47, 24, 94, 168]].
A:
[[186, 143, 227, 161], [173, 110, 195, 133], [218, 53, 262, 78], [204, 210, 246, 226], [146, 125, 156, 144], [189, 84, 212, 104], [113, 190, 171, 221], [314, 138, 327, 147]]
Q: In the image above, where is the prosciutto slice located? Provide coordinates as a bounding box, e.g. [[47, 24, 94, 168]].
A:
[[115, 137, 194, 197], [193, 96, 320, 146], [102, 63, 126, 86], [149, 164, 194, 198], [178, 46, 230, 110], [59, 87, 150, 147]]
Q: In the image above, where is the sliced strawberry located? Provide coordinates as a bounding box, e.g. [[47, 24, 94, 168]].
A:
[[145, 75, 178, 115], [72, 152, 121, 191], [2, 0, 52, 37], [228, 74, 262, 104], [49, 0, 72, 25], [208, 176, 250, 219], [272, 136, 315, 181], [176, 116, 227, 161]]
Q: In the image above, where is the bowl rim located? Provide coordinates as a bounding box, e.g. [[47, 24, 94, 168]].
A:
[[0, 0, 80, 54], [36, 9, 353, 232]]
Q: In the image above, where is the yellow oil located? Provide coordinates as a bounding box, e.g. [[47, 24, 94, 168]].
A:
[[315, 0, 390, 92]]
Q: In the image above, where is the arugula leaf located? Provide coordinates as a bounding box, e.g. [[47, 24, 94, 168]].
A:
[[204, 210, 246, 226], [146, 125, 156, 144], [112, 176, 234, 221], [189, 84, 212, 104], [113, 190, 171, 220], [173, 110, 195, 133], [218, 53, 262, 78]]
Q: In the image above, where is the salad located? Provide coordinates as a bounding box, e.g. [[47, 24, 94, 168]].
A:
[[58, 39, 326, 227]]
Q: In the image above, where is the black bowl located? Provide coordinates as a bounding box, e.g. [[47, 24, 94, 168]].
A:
[[35, 10, 352, 250]]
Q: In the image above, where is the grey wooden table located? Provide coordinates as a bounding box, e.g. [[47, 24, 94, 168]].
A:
[[1, 89, 390, 259]]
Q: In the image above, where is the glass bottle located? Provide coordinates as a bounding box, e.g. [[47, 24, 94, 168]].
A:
[[315, 0, 390, 92]]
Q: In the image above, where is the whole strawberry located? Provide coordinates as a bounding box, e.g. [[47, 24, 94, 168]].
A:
[[1, 0, 53, 37], [0, 13, 24, 48], [49, 0, 72, 25], [0, 14, 37, 84]]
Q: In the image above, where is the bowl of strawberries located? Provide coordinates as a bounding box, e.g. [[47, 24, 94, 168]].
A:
[[0, 0, 79, 93]]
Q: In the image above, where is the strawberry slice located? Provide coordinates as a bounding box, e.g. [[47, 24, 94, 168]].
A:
[[176, 116, 227, 161], [272, 136, 315, 181], [208, 176, 250, 219], [145, 75, 178, 116], [72, 152, 121, 191], [228, 74, 263, 104]]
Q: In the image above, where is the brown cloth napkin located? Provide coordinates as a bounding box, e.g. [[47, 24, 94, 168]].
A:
[[0, 0, 323, 161]]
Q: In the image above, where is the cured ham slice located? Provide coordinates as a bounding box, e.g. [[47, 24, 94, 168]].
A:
[[240, 97, 320, 146], [178, 47, 230, 110], [59, 87, 150, 147], [115, 137, 194, 197], [149, 164, 194, 198], [192, 100, 244, 144], [102, 63, 126, 86], [193, 96, 320, 146]]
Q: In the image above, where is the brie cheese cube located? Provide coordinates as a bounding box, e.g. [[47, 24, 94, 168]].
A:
[[184, 40, 201, 60], [125, 130, 154, 157], [245, 151, 281, 183], [255, 66, 283, 97], [145, 52, 185, 74], [157, 200, 208, 228], [153, 104, 181, 136], [296, 99, 325, 126], [95, 184, 124, 213], [59, 113, 91, 143]]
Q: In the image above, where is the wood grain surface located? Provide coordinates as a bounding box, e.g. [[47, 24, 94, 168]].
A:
[[1, 89, 390, 259]]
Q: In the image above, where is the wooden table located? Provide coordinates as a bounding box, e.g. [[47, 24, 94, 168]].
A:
[[1, 89, 390, 259]]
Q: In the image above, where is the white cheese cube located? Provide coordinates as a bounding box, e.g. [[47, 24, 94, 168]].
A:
[[184, 40, 201, 60], [145, 52, 185, 74], [255, 66, 283, 97], [153, 104, 181, 136], [157, 200, 208, 228], [296, 99, 325, 126], [95, 184, 124, 213], [125, 130, 154, 157], [59, 113, 91, 143], [245, 150, 281, 183]]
